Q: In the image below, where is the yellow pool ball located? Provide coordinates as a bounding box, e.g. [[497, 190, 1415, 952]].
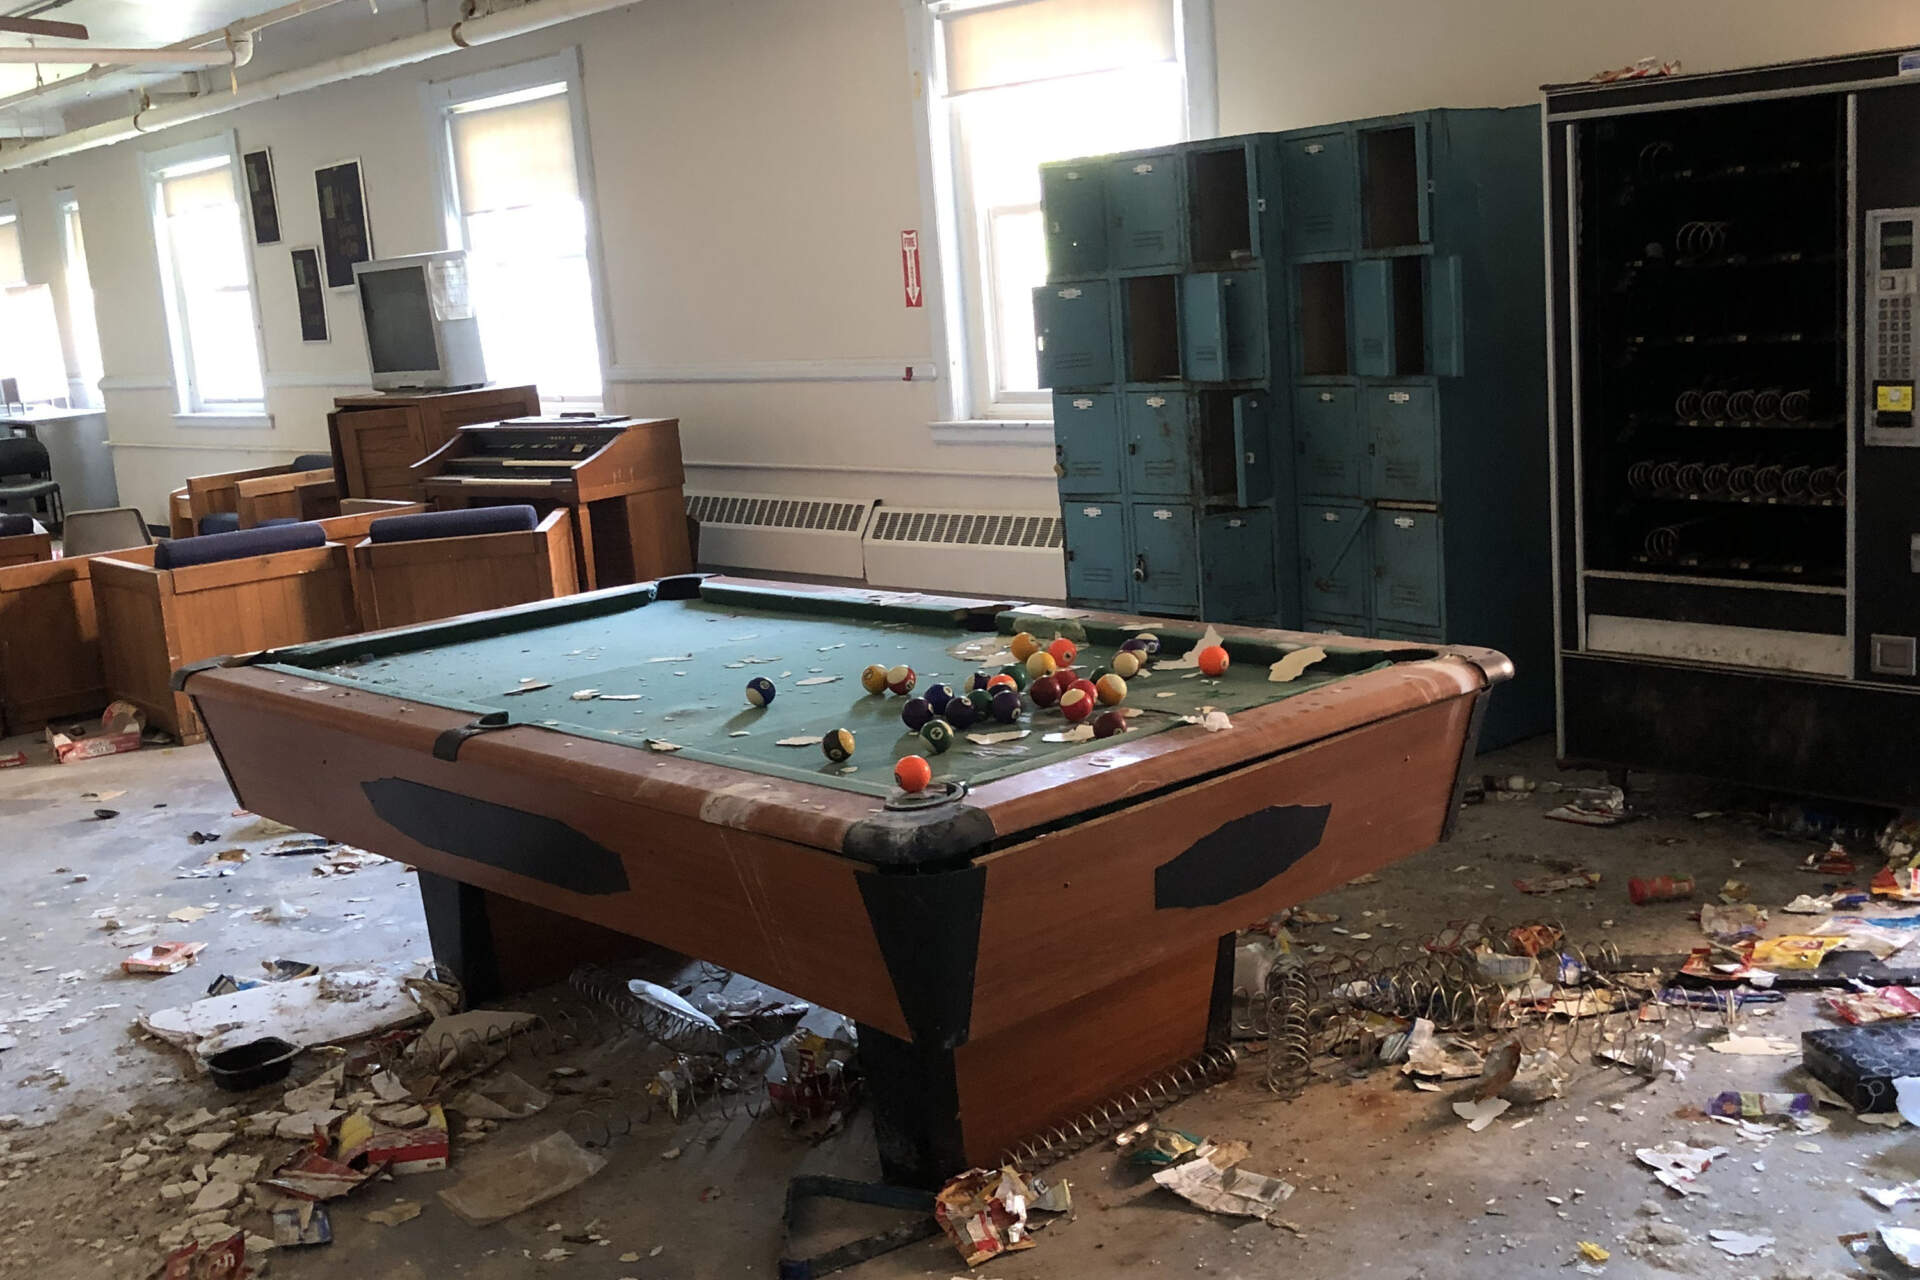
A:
[[1009, 631, 1040, 662], [1111, 650, 1142, 679], [860, 663, 890, 694], [1025, 650, 1057, 679]]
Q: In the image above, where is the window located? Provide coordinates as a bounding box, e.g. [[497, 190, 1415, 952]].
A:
[[56, 191, 105, 409], [430, 52, 605, 405], [0, 201, 71, 407], [0, 200, 23, 287], [921, 0, 1209, 421], [143, 134, 266, 415]]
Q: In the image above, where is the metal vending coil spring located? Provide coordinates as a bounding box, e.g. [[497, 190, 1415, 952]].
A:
[[1676, 460, 1708, 493], [1728, 463, 1759, 496], [1781, 465, 1813, 498], [569, 964, 799, 1058], [1263, 952, 1313, 1100], [1780, 388, 1811, 422], [1627, 459, 1658, 494], [1725, 387, 1756, 419], [995, 1046, 1239, 1173], [1810, 464, 1842, 499], [1644, 525, 1682, 560], [1699, 389, 1730, 420], [1751, 464, 1785, 497], [1651, 459, 1683, 492], [1702, 461, 1733, 494], [1673, 388, 1704, 419], [1753, 387, 1784, 420]]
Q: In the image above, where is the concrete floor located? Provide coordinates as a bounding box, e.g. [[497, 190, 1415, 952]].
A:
[[0, 725, 1896, 1279]]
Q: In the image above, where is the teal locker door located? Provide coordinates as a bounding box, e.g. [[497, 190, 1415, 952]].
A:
[[1130, 502, 1199, 610], [1108, 151, 1182, 269], [1053, 392, 1122, 496], [1351, 260, 1393, 377], [1199, 507, 1276, 621], [1366, 385, 1440, 503], [1222, 269, 1268, 380], [1062, 501, 1130, 605], [1041, 162, 1106, 278], [1180, 274, 1228, 382], [1279, 131, 1356, 257], [1124, 392, 1194, 496], [1231, 392, 1274, 506], [1428, 255, 1465, 377], [1374, 508, 1443, 630], [1299, 502, 1369, 621], [1296, 387, 1363, 498], [1032, 280, 1114, 388]]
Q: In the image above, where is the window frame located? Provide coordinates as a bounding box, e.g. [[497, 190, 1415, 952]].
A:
[[906, 0, 1218, 430], [0, 198, 22, 289], [422, 48, 612, 410], [53, 187, 105, 409], [141, 130, 270, 421]]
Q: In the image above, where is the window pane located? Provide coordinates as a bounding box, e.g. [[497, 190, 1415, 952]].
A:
[[0, 213, 22, 287], [0, 285, 69, 403], [62, 203, 104, 406], [988, 207, 1045, 396], [168, 199, 262, 404]]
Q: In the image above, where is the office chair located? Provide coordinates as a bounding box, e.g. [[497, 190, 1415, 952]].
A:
[[0, 436, 61, 528]]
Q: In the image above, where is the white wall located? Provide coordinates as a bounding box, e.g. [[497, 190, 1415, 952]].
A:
[[5, 0, 1920, 523]]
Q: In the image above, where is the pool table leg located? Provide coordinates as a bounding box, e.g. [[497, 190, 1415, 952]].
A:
[[858, 932, 1236, 1188], [416, 871, 655, 1003]]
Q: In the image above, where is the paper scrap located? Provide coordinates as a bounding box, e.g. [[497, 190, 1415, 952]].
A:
[[794, 676, 841, 686], [1150, 1143, 1295, 1216], [1158, 625, 1225, 671], [1707, 1035, 1798, 1056], [500, 682, 550, 696], [1042, 726, 1095, 744], [1268, 646, 1327, 683], [1452, 1098, 1511, 1131], [1707, 1228, 1772, 1257], [966, 730, 1030, 745], [775, 736, 823, 748], [1635, 1142, 1727, 1195], [437, 1132, 607, 1227]]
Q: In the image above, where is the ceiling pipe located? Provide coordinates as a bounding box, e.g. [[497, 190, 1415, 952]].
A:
[[0, 0, 643, 173], [0, 48, 243, 67], [0, 0, 351, 118]]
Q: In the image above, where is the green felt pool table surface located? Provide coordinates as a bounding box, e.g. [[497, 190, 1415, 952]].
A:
[[258, 579, 1400, 798]]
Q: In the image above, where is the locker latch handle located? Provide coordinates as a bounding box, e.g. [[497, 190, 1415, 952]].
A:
[[1132, 555, 1148, 583], [1128, 441, 1138, 455]]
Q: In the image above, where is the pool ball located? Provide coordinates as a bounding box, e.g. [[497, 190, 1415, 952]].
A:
[[998, 662, 1030, 691], [968, 689, 995, 719], [1025, 651, 1057, 679], [1059, 686, 1095, 723], [1111, 650, 1142, 679], [1093, 710, 1128, 739], [1133, 632, 1161, 655], [860, 663, 890, 694], [924, 682, 954, 713], [744, 676, 777, 707], [990, 689, 1022, 723], [1087, 665, 1111, 684], [943, 695, 979, 729], [900, 697, 934, 731], [1068, 678, 1098, 704], [886, 664, 917, 695], [1197, 645, 1230, 677], [1028, 673, 1062, 708], [1009, 632, 1040, 662], [919, 718, 955, 753], [1095, 673, 1128, 705], [1046, 636, 1079, 666], [986, 673, 1017, 694], [822, 728, 856, 762], [895, 754, 933, 792]]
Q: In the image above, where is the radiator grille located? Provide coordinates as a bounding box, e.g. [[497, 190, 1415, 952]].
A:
[[867, 509, 1063, 549], [684, 494, 869, 533]]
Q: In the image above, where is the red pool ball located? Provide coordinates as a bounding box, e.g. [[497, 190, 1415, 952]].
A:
[[1028, 674, 1062, 708], [894, 755, 933, 793], [1197, 645, 1230, 677], [886, 664, 917, 695], [1046, 636, 1078, 666], [1093, 710, 1128, 738], [986, 673, 1018, 694], [1059, 686, 1095, 723], [1068, 678, 1098, 704]]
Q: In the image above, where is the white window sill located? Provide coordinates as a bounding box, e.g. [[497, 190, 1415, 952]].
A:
[[172, 411, 273, 429], [929, 418, 1054, 445]]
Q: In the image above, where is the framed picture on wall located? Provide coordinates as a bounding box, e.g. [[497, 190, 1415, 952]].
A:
[[290, 246, 329, 343], [314, 157, 372, 290], [241, 148, 281, 245]]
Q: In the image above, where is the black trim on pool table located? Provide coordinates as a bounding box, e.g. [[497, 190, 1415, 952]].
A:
[[433, 711, 512, 761], [1441, 685, 1494, 842], [1151, 804, 1332, 910], [842, 801, 999, 869], [857, 1022, 965, 1189], [417, 870, 505, 1001], [855, 862, 986, 1050], [362, 778, 632, 895]]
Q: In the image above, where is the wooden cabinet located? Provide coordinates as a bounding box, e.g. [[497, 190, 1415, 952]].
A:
[[328, 385, 540, 500]]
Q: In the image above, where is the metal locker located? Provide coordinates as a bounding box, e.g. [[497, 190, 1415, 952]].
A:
[[1061, 501, 1131, 606], [1359, 121, 1430, 250], [1040, 162, 1106, 278], [1367, 385, 1440, 503], [1374, 508, 1444, 631], [1299, 502, 1370, 621], [1199, 507, 1277, 621], [1230, 392, 1274, 506], [1129, 502, 1200, 610], [1296, 387, 1364, 498], [1124, 392, 1193, 496], [1107, 151, 1182, 269], [1052, 392, 1123, 497], [1180, 271, 1268, 383], [1351, 260, 1394, 377], [1304, 618, 1368, 638], [1221, 268, 1268, 380], [1428, 256, 1465, 377], [1279, 131, 1356, 257], [1032, 280, 1114, 388]]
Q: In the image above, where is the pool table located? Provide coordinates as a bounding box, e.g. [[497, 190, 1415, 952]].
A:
[[179, 575, 1509, 1185]]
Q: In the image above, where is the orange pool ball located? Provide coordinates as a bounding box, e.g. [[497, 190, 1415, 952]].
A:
[[1197, 644, 1230, 677], [1025, 650, 1058, 679], [986, 673, 1018, 694], [1095, 673, 1128, 705], [894, 754, 933, 793], [1046, 636, 1079, 665], [1008, 632, 1040, 662]]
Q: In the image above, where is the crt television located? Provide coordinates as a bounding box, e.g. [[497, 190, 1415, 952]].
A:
[[352, 250, 488, 392]]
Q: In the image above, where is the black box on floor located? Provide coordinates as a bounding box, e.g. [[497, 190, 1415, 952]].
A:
[[1801, 1022, 1920, 1112]]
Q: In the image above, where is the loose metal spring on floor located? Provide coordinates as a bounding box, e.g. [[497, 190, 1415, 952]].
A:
[[996, 1045, 1239, 1173], [1263, 951, 1312, 1100]]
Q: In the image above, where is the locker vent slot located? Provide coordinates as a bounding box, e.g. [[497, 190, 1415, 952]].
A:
[[868, 509, 1064, 550]]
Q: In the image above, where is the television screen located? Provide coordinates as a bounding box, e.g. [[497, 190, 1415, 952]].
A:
[[359, 266, 440, 374]]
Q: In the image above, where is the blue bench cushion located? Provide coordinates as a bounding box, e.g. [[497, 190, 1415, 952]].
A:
[[290, 454, 335, 473], [256, 517, 305, 528], [0, 513, 36, 536], [155, 522, 326, 571], [368, 505, 539, 545], [197, 512, 241, 536]]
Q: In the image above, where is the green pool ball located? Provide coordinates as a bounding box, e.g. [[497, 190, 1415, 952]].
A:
[[967, 689, 994, 719], [1087, 665, 1112, 684], [919, 718, 955, 754], [998, 662, 1030, 691]]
